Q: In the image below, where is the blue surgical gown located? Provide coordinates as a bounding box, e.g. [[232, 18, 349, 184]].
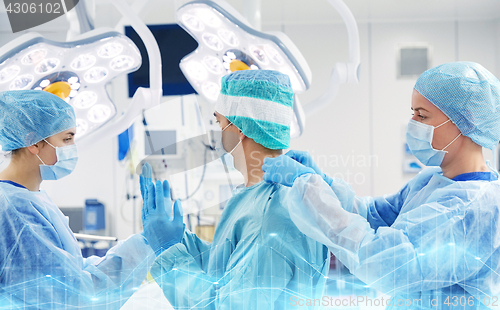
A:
[[288, 168, 500, 310], [0, 182, 155, 309], [150, 181, 330, 309]]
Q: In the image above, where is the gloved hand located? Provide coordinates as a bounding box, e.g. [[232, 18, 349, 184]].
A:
[[285, 150, 333, 186], [262, 155, 315, 187], [140, 162, 153, 201], [140, 164, 185, 256]]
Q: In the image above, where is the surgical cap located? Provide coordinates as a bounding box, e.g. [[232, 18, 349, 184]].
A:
[[215, 70, 294, 149], [414, 61, 500, 150], [0, 90, 76, 152]]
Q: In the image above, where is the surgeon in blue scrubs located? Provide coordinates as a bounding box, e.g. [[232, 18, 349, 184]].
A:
[[140, 70, 330, 309], [262, 62, 500, 309], [0, 90, 164, 309]]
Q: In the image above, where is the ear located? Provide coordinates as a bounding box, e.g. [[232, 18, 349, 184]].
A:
[[27, 142, 42, 155], [239, 131, 246, 140]]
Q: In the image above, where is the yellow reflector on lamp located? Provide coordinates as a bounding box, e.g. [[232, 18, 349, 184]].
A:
[[43, 81, 72, 99], [230, 60, 250, 72]]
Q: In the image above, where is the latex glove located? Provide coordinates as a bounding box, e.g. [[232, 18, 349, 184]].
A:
[[140, 162, 153, 201], [141, 173, 185, 256], [285, 150, 333, 186], [262, 155, 315, 187]]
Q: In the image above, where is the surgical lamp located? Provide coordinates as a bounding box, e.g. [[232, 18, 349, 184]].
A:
[[0, 30, 141, 139], [176, 0, 311, 138], [177, 0, 360, 137], [0, 0, 163, 150]]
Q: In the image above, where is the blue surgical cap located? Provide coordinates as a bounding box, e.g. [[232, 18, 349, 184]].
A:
[[415, 62, 500, 150], [0, 90, 76, 152], [214, 70, 294, 150]]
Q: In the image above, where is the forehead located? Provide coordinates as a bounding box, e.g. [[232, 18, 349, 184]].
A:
[[411, 89, 438, 112]]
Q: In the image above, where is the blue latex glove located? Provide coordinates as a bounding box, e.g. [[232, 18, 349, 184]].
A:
[[262, 155, 315, 187], [140, 162, 153, 201], [140, 164, 185, 256], [285, 150, 333, 186]]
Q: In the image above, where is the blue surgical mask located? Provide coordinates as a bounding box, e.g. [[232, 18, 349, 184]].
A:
[[215, 123, 242, 170], [37, 140, 78, 180], [406, 119, 462, 166]]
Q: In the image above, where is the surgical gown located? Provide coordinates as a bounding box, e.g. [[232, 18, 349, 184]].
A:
[[150, 181, 330, 309], [0, 182, 155, 309], [288, 168, 500, 310]]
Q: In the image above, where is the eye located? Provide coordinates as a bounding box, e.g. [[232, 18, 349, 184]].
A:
[[419, 115, 426, 120]]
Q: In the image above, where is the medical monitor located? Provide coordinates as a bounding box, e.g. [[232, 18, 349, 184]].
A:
[[59, 207, 84, 234], [125, 24, 198, 97], [144, 130, 177, 156]]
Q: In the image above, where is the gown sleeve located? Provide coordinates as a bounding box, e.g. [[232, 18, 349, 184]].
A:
[[287, 173, 500, 297], [324, 169, 434, 230], [150, 229, 295, 310], [0, 194, 155, 309], [150, 187, 329, 310]]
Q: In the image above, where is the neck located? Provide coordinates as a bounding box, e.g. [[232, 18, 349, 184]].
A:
[[237, 139, 282, 187], [0, 158, 42, 191], [441, 142, 490, 179]]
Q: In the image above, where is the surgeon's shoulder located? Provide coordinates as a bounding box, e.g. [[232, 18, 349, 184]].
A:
[[0, 183, 40, 216], [268, 182, 291, 200], [0, 182, 23, 207]]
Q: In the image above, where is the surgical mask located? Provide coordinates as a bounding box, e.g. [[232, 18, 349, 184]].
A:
[[215, 123, 242, 170], [406, 119, 462, 166], [37, 140, 78, 180]]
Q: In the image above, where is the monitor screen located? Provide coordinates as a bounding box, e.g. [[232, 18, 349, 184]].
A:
[[125, 24, 199, 97], [59, 207, 84, 233], [144, 130, 177, 156]]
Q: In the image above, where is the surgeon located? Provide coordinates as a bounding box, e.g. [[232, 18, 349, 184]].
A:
[[0, 90, 167, 309], [262, 62, 500, 309], [140, 70, 330, 309]]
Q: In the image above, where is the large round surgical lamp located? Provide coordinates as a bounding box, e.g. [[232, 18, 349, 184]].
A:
[[0, 0, 163, 151], [176, 0, 360, 138], [0, 30, 142, 139]]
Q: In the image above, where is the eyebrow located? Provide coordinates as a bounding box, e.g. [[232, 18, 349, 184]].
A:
[[411, 107, 429, 112], [68, 132, 75, 136]]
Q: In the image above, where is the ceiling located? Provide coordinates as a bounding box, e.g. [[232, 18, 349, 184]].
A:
[[1, 0, 499, 34], [249, 0, 500, 25]]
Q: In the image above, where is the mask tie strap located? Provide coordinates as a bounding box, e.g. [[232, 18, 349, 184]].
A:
[[229, 139, 242, 154], [441, 133, 462, 152], [435, 119, 451, 129], [43, 139, 57, 149], [222, 123, 232, 132], [36, 154, 47, 166]]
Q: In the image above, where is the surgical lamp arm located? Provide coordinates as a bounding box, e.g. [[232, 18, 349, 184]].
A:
[[304, 0, 360, 117], [77, 0, 162, 149], [329, 0, 360, 67], [110, 0, 162, 105]]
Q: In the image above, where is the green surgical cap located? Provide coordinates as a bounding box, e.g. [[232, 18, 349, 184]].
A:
[[0, 90, 76, 152], [214, 70, 294, 150], [415, 62, 500, 150]]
